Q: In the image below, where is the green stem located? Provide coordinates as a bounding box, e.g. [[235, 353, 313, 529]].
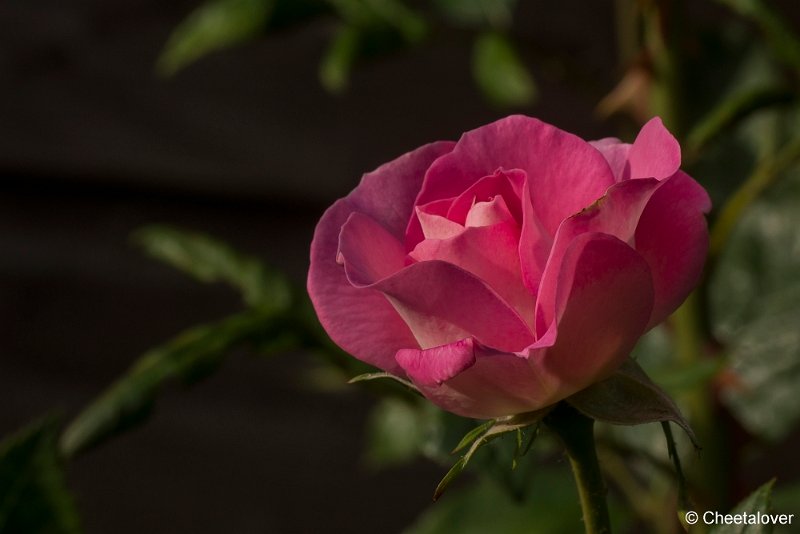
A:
[[546, 404, 612, 534], [644, 0, 685, 137], [709, 134, 800, 260]]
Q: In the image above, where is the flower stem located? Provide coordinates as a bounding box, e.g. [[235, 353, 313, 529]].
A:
[[546, 404, 612, 534]]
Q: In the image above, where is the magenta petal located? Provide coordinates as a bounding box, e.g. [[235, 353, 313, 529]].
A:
[[412, 234, 655, 419], [402, 340, 556, 419], [396, 338, 476, 387], [338, 212, 406, 286], [628, 117, 681, 180], [358, 260, 535, 352], [635, 171, 711, 327], [409, 220, 535, 327], [308, 142, 454, 373], [308, 201, 418, 374], [519, 175, 554, 295], [446, 168, 525, 226], [351, 140, 455, 239], [534, 178, 661, 335], [418, 115, 615, 234], [529, 232, 654, 392]]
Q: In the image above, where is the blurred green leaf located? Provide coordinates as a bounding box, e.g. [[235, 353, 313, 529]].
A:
[[686, 85, 793, 156], [719, 290, 800, 441], [710, 169, 800, 338], [715, 0, 800, 71], [710, 166, 800, 441], [710, 479, 775, 534], [567, 359, 697, 447], [364, 398, 439, 468], [0, 419, 81, 534], [630, 325, 720, 395], [328, 0, 427, 43], [157, 0, 274, 76], [319, 24, 361, 93], [409, 469, 584, 534], [433, 0, 516, 29], [60, 309, 270, 458], [772, 482, 800, 516], [134, 225, 291, 312], [472, 32, 536, 108]]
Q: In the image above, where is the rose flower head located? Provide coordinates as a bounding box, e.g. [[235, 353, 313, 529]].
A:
[[308, 116, 710, 419]]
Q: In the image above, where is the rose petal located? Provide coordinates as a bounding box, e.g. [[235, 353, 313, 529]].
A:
[[405, 234, 655, 419], [627, 117, 681, 180], [446, 168, 525, 226], [308, 142, 454, 373], [590, 137, 631, 182], [351, 140, 455, 239], [529, 233, 654, 391], [417, 115, 615, 234], [409, 220, 535, 326], [534, 178, 661, 335], [395, 338, 476, 387], [308, 201, 417, 374], [464, 195, 515, 228], [417, 208, 463, 240], [634, 171, 711, 327], [397, 339, 553, 418], [338, 212, 406, 286], [519, 174, 555, 295], [343, 258, 534, 352]]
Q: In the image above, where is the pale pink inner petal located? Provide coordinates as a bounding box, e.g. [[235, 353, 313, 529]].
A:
[[446, 169, 525, 226], [464, 195, 515, 227], [589, 138, 631, 182], [416, 209, 463, 240]]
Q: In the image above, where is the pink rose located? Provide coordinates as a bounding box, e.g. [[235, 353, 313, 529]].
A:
[[308, 116, 710, 419]]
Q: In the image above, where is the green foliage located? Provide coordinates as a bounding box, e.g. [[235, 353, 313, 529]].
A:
[[472, 32, 536, 108], [686, 86, 793, 156], [60, 226, 298, 457], [432, 0, 517, 29], [567, 359, 697, 447], [433, 410, 548, 500], [715, 0, 800, 71], [319, 24, 361, 94], [0, 419, 81, 534], [709, 479, 775, 534], [711, 170, 800, 440], [406, 467, 634, 534], [133, 225, 291, 312], [157, 0, 274, 76], [364, 398, 440, 468], [328, 0, 427, 43], [59, 309, 271, 458]]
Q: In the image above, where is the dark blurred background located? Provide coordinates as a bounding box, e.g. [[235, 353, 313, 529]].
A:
[[2, 1, 799, 533]]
